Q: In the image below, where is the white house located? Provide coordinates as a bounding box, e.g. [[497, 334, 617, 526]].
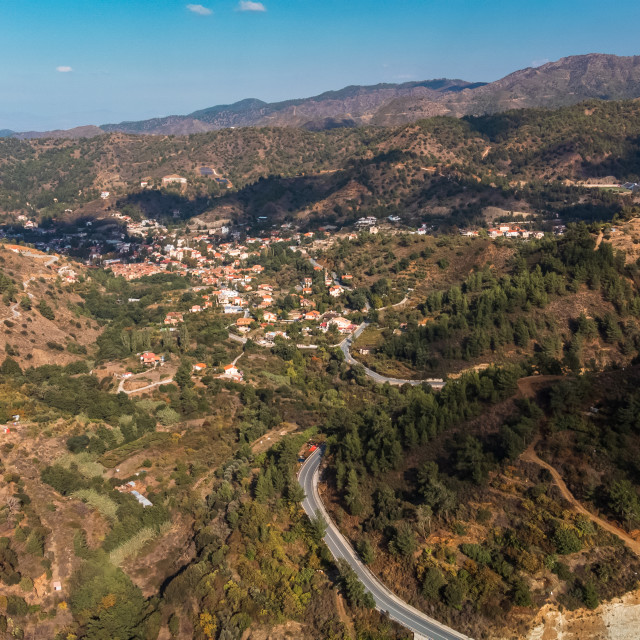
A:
[[162, 174, 188, 187], [222, 363, 243, 381]]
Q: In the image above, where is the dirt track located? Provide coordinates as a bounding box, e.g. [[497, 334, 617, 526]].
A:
[[521, 443, 640, 557], [595, 229, 604, 250], [516, 375, 563, 398]]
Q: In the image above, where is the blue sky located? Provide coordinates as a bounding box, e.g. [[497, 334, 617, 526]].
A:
[[2, 0, 639, 131]]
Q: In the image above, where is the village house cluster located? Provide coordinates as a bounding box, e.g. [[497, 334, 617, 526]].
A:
[[460, 224, 552, 239]]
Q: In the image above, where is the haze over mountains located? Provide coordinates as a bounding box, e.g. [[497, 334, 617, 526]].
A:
[[5, 53, 640, 139]]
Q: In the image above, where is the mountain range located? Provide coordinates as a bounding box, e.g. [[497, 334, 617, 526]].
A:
[[4, 53, 640, 139]]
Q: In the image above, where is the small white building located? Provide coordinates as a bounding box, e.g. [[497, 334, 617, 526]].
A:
[[162, 174, 188, 187], [222, 364, 243, 381]]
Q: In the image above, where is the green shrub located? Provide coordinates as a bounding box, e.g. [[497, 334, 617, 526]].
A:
[[19, 577, 33, 592], [156, 406, 180, 426], [460, 543, 491, 565], [6, 595, 28, 616], [67, 342, 88, 355], [337, 560, 375, 609], [357, 537, 375, 565], [37, 300, 54, 321], [56, 453, 105, 479], [69, 559, 147, 638], [421, 567, 445, 600], [168, 613, 180, 637], [0, 539, 20, 585], [513, 578, 533, 607], [582, 580, 600, 609], [554, 527, 582, 555], [40, 465, 85, 495], [552, 561, 574, 582], [443, 577, 465, 609], [25, 527, 47, 556], [390, 522, 417, 557], [476, 507, 492, 524]]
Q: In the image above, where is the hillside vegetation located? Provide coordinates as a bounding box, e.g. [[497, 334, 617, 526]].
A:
[[3, 90, 640, 640], [321, 366, 640, 638], [1, 100, 640, 226], [0, 247, 100, 369]]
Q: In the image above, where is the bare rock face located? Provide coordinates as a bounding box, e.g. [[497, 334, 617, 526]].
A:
[[517, 589, 640, 640]]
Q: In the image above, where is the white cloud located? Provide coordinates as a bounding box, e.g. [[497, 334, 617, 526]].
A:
[[187, 4, 212, 15], [56, 66, 73, 73], [532, 58, 550, 68], [238, 1, 266, 12]]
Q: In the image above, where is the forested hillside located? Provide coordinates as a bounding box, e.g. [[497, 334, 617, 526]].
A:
[[1, 100, 639, 226], [321, 366, 640, 638], [3, 91, 640, 640], [376, 226, 640, 375]]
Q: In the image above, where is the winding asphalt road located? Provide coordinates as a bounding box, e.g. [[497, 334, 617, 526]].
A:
[[305, 252, 442, 388], [340, 323, 445, 389], [299, 448, 473, 640], [234, 250, 443, 388]]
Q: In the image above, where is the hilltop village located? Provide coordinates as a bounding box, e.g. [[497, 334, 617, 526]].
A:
[[0, 197, 579, 392]]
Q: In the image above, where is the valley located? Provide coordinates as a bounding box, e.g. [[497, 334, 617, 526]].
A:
[[1, 83, 640, 640]]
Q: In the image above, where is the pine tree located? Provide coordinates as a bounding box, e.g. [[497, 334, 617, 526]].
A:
[[345, 469, 364, 516], [178, 324, 190, 352], [286, 480, 305, 503], [358, 537, 375, 564], [254, 472, 273, 503]]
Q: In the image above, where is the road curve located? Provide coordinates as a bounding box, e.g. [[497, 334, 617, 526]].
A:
[[117, 375, 174, 395], [340, 323, 444, 389], [299, 448, 473, 640]]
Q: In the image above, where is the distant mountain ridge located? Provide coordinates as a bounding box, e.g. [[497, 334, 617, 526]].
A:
[[99, 79, 482, 134], [11, 125, 104, 141], [7, 53, 640, 138]]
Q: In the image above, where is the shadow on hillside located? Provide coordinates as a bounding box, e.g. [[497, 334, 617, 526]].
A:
[[554, 202, 625, 223], [0, 216, 127, 259], [115, 191, 214, 223], [115, 171, 355, 226], [0, 216, 118, 235], [114, 147, 488, 229], [462, 112, 528, 141], [581, 135, 640, 180], [193, 149, 434, 221]]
